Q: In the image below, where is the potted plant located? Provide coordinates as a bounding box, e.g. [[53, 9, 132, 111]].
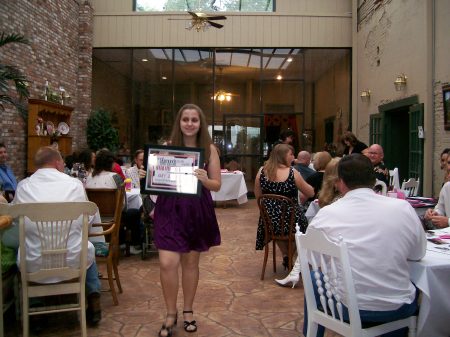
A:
[[87, 108, 120, 152], [0, 32, 29, 118]]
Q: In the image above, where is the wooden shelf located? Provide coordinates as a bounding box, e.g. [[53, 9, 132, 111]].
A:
[[27, 99, 74, 174]]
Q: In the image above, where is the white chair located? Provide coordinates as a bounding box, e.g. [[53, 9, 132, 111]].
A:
[[401, 178, 420, 197], [389, 167, 400, 191], [373, 179, 387, 196], [296, 226, 417, 337], [9, 202, 97, 337]]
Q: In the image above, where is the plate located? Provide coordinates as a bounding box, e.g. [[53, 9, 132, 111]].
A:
[[58, 122, 70, 135], [46, 121, 54, 135]]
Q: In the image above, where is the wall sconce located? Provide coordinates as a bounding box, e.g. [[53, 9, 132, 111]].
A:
[[394, 74, 407, 91], [360, 90, 371, 102]]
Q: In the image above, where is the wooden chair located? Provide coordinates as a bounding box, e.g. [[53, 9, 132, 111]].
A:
[[257, 194, 297, 280], [86, 186, 124, 305], [389, 168, 400, 191], [401, 178, 420, 197], [296, 226, 417, 337], [8, 201, 97, 337]]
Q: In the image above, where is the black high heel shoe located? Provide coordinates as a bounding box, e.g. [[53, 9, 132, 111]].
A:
[[158, 313, 178, 337], [183, 310, 197, 333], [282, 256, 289, 270]]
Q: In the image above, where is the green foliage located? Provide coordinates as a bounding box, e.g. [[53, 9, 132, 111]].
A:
[[0, 32, 30, 119], [87, 109, 120, 152]]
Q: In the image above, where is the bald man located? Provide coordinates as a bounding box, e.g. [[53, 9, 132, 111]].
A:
[[367, 144, 389, 185], [11, 146, 102, 325], [294, 151, 315, 180]]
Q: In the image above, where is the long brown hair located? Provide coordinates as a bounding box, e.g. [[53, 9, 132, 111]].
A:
[[169, 103, 212, 162], [318, 157, 341, 208], [263, 143, 294, 181]]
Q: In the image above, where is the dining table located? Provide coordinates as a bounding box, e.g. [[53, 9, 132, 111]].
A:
[[210, 171, 248, 205], [408, 227, 450, 337]]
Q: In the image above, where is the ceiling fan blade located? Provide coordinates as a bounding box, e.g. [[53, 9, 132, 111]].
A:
[[188, 11, 199, 18], [205, 15, 227, 20], [208, 21, 224, 29]]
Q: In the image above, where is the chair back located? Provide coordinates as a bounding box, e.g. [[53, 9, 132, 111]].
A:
[[86, 186, 124, 246], [258, 194, 296, 244], [373, 179, 387, 196], [401, 178, 420, 197], [7, 201, 97, 337], [257, 194, 297, 279], [296, 226, 417, 337], [389, 168, 400, 190], [85, 188, 119, 219]]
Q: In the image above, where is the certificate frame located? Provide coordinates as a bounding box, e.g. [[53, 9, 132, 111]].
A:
[[141, 144, 204, 197]]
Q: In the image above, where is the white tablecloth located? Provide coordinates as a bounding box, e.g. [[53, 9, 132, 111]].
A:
[[126, 188, 143, 209], [211, 172, 248, 204], [409, 227, 450, 337]]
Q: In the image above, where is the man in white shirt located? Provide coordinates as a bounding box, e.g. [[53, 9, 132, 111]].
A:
[[304, 154, 426, 337], [12, 146, 102, 325]]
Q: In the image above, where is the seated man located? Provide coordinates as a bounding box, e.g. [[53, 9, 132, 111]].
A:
[[0, 143, 18, 202], [304, 154, 426, 337], [294, 150, 315, 180], [9, 146, 102, 325], [424, 181, 450, 229], [367, 143, 389, 186]]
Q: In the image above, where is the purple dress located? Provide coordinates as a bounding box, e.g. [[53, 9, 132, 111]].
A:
[[154, 184, 221, 253]]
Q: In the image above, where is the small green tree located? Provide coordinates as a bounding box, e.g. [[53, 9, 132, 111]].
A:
[[87, 108, 120, 152]]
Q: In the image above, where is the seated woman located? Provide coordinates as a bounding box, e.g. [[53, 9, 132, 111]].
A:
[[276, 157, 341, 288], [305, 151, 332, 201], [86, 150, 141, 255], [254, 143, 314, 270], [85, 149, 122, 189]]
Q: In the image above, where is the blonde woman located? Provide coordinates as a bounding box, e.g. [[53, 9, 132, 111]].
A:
[[255, 144, 314, 270], [275, 157, 341, 287]]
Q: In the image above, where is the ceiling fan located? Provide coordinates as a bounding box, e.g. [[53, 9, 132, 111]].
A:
[[170, 11, 227, 32]]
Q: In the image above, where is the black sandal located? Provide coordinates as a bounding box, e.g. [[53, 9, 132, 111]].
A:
[[183, 310, 197, 333], [158, 313, 177, 337]]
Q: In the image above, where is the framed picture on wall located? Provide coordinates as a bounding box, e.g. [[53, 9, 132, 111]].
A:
[[443, 85, 450, 130]]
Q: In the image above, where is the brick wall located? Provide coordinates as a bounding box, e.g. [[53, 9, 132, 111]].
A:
[[0, 0, 93, 179], [434, 81, 450, 195]]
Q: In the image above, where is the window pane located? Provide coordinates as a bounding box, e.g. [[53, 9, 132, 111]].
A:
[[135, 0, 274, 12]]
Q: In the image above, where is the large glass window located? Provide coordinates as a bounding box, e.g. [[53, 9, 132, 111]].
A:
[[135, 0, 274, 12], [92, 47, 351, 193]]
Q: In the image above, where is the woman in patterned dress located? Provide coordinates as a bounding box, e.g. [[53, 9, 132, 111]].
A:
[[254, 143, 314, 268]]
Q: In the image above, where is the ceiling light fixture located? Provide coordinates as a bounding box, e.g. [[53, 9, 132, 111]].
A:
[[142, 58, 148, 62], [287, 57, 293, 62], [214, 90, 232, 102], [394, 73, 407, 91], [276, 75, 282, 80]]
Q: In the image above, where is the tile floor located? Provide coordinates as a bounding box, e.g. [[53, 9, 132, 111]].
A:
[[5, 199, 340, 337]]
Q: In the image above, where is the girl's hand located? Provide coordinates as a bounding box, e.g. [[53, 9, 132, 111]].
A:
[[194, 168, 208, 183]]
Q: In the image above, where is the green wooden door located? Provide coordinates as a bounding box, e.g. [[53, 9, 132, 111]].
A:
[[369, 113, 384, 146]]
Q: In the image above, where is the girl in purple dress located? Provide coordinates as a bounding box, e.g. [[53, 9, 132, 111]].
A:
[[154, 104, 221, 337]]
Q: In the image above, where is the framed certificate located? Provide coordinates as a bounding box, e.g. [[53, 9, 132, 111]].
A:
[[141, 144, 204, 197]]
